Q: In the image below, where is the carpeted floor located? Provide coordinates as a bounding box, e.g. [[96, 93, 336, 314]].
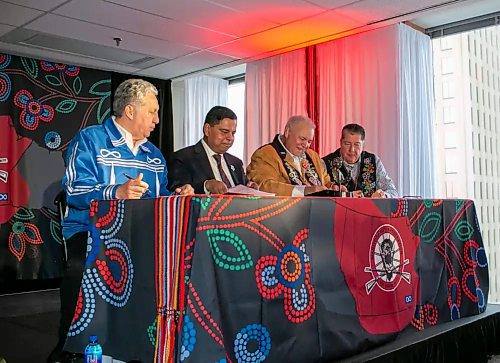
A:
[[0, 289, 60, 363]]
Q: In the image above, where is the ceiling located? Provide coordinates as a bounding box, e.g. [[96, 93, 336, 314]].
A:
[[0, 0, 498, 80]]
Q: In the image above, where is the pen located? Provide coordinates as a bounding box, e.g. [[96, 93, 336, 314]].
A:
[[122, 173, 151, 194]]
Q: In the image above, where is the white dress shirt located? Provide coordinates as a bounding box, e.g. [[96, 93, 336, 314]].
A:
[[278, 135, 306, 197], [201, 139, 235, 193], [112, 116, 147, 156]]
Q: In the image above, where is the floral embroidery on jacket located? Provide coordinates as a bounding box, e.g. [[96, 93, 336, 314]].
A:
[[361, 157, 376, 196], [300, 158, 321, 186]]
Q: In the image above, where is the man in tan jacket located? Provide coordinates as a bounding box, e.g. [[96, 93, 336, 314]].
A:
[[247, 115, 333, 196]]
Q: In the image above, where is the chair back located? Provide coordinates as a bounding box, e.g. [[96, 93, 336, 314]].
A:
[[53, 190, 68, 261]]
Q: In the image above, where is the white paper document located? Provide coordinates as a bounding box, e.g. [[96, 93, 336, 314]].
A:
[[227, 184, 275, 196]]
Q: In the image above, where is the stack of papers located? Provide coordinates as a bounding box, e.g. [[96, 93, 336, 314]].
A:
[[227, 185, 275, 196]]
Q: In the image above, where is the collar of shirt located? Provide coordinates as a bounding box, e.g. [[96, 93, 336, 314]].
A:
[[112, 116, 147, 156], [200, 139, 235, 187], [278, 135, 307, 197], [201, 138, 217, 158], [343, 159, 361, 179], [278, 134, 304, 171]]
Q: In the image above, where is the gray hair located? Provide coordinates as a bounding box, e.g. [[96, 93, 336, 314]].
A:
[[284, 115, 315, 131], [113, 79, 158, 117]]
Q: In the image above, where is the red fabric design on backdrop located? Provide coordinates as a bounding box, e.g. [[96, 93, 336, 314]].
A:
[[0, 115, 31, 223], [334, 198, 420, 334]]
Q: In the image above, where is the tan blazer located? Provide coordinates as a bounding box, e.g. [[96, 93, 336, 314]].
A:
[[247, 144, 331, 196]]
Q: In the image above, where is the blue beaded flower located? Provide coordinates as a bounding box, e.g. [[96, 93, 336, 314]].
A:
[[14, 90, 54, 130]]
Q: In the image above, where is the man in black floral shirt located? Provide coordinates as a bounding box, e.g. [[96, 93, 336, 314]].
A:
[[323, 123, 398, 198]]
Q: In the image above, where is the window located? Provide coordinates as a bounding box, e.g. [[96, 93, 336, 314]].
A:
[[227, 80, 246, 161], [440, 36, 452, 50], [443, 105, 456, 124], [445, 148, 458, 173], [431, 26, 500, 301], [442, 58, 454, 74], [442, 81, 455, 98]]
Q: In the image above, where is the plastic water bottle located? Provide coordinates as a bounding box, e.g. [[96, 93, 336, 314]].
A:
[[84, 335, 103, 363]]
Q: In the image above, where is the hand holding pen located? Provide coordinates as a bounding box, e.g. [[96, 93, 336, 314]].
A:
[[115, 172, 150, 199]]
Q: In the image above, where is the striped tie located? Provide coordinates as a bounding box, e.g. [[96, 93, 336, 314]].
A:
[[213, 154, 232, 187]]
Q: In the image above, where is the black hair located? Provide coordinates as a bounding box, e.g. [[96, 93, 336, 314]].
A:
[[204, 106, 237, 126], [341, 123, 365, 140]]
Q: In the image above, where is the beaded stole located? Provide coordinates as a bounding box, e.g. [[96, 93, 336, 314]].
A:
[[270, 135, 321, 186]]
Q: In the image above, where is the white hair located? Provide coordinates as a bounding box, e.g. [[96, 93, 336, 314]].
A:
[[284, 115, 315, 131]]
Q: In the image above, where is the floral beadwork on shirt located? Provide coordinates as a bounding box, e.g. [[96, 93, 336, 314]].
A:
[[282, 155, 321, 186], [285, 162, 304, 185], [361, 157, 376, 196], [270, 134, 322, 186], [300, 158, 321, 186]]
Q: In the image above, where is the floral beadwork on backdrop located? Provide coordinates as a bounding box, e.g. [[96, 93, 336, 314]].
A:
[[0, 53, 111, 282]]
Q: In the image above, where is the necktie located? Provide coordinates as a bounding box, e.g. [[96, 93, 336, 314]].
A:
[[213, 154, 232, 187]]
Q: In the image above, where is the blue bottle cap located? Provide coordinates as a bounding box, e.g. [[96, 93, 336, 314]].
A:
[[89, 335, 98, 343]]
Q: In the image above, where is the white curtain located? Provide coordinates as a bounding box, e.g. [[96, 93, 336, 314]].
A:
[[182, 75, 228, 148], [316, 23, 437, 197], [316, 25, 400, 188], [399, 24, 437, 198], [245, 49, 307, 165]]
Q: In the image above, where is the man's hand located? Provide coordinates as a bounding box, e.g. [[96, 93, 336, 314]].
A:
[[325, 182, 347, 192], [304, 185, 327, 195], [371, 189, 386, 198], [174, 184, 194, 195], [351, 190, 364, 198], [246, 181, 260, 190], [205, 179, 228, 194], [116, 173, 149, 199]]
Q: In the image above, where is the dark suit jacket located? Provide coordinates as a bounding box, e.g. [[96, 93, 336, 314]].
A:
[[167, 141, 246, 194]]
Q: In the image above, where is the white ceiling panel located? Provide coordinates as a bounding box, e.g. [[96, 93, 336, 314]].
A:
[[194, 14, 279, 37], [0, 40, 140, 73], [54, 0, 236, 48], [412, 0, 500, 28], [386, 0, 455, 14], [4, 0, 68, 11], [334, 0, 481, 26], [138, 50, 239, 79], [25, 14, 199, 60], [210, 0, 326, 24], [0, 1, 43, 26], [209, 63, 247, 79], [105, 0, 278, 37], [302, 0, 365, 10], [353, 0, 463, 23], [0, 0, 498, 79], [194, 14, 278, 38], [0, 24, 15, 38], [105, 0, 232, 20], [211, 9, 363, 58], [332, 0, 404, 25]]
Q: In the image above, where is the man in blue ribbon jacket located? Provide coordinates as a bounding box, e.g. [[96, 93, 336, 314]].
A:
[[48, 79, 193, 363]]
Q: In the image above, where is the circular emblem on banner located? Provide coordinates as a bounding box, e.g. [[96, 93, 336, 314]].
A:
[[364, 224, 410, 295]]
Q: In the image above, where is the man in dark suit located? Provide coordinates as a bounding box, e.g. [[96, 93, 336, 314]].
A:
[[168, 106, 246, 194]]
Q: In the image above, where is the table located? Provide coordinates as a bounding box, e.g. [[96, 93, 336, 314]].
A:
[[64, 196, 489, 362]]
